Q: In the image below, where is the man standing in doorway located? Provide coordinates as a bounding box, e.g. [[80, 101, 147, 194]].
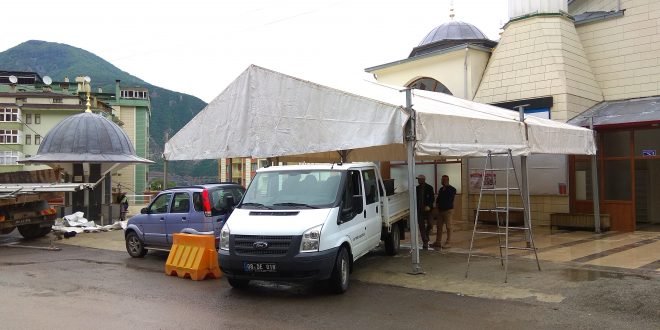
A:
[[432, 175, 456, 248], [416, 174, 435, 250]]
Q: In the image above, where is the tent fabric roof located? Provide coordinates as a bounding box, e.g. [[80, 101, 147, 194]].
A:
[[568, 96, 660, 128], [164, 65, 409, 162], [164, 65, 596, 162]]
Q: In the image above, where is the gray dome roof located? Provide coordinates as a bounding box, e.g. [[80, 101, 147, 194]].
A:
[[409, 21, 496, 58], [418, 21, 488, 46], [21, 112, 153, 164]]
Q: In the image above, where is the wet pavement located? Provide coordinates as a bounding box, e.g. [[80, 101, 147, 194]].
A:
[[2, 226, 660, 328], [404, 225, 660, 274], [1, 240, 658, 329]]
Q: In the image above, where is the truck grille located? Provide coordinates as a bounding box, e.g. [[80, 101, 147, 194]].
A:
[[233, 235, 296, 256]]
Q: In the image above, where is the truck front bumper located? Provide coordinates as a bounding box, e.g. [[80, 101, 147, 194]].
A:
[[219, 247, 339, 282]]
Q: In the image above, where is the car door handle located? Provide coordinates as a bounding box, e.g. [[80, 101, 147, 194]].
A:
[[181, 217, 187, 221], [376, 206, 379, 214], [363, 210, 366, 218], [159, 217, 165, 221]]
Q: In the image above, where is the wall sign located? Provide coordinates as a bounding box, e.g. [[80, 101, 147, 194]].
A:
[[642, 150, 656, 157]]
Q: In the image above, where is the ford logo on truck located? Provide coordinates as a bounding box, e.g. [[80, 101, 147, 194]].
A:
[[253, 241, 269, 249]]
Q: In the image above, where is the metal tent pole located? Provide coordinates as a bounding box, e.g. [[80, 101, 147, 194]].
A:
[[514, 105, 532, 245], [405, 88, 422, 274], [590, 117, 601, 234]]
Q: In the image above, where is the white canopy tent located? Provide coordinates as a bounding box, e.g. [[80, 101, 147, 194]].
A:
[[164, 65, 596, 273], [164, 65, 595, 161]]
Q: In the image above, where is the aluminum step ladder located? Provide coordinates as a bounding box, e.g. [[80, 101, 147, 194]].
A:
[[465, 150, 541, 283]]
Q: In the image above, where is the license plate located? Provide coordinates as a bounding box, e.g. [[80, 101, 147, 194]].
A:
[[243, 262, 277, 272]]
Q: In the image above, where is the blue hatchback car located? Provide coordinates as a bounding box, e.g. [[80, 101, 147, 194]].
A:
[[124, 183, 245, 258]]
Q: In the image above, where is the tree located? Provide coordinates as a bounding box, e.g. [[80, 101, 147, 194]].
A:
[[149, 179, 176, 191]]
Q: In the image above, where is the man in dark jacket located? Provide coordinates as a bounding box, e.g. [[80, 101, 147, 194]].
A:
[[415, 174, 435, 249], [432, 175, 457, 248]]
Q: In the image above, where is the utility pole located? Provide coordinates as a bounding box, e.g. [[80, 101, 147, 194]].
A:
[[163, 131, 168, 190]]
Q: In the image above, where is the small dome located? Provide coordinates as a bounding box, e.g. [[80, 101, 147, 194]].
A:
[[409, 21, 496, 58], [418, 21, 488, 46], [22, 112, 153, 164]]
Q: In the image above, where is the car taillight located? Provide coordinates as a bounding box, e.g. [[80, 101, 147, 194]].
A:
[[201, 189, 212, 217]]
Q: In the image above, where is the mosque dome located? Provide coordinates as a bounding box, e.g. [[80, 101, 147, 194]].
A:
[[409, 21, 497, 58], [22, 112, 153, 164]]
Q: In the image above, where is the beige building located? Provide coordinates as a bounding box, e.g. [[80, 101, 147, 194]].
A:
[[367, 0, 660, 232]]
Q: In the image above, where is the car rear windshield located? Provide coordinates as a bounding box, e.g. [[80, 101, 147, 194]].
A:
[[193, 186, 245, 212]]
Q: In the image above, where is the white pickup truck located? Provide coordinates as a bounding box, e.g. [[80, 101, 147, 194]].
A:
[[219, 162, 410, 293]]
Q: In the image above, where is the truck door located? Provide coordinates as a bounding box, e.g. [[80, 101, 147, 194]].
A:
[[165, 192, 193, 244], [338, 170, 368, 257], [142, 193, 171, 246], [361, 168, 382, 249]]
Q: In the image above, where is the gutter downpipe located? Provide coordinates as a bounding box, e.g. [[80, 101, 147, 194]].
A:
[[590, 117, 601, 234], [405, 88, 422, 274]]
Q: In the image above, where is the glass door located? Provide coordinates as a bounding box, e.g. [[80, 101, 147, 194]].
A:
[[634, 128, 660, 226]]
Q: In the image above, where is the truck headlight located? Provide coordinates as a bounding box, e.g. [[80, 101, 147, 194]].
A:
[[220, 225, 230, 250], [300, 224, 322, 253]]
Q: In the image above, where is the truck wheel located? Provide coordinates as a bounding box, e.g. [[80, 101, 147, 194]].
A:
[[125, 231, 148, 258], [18, 224, 49, 240], [1, 226, 16, 235], [39, 225, 53, 236], [329, 247, 350, 294], [227, 278, 250, 289], [384, 224, 401, 256]]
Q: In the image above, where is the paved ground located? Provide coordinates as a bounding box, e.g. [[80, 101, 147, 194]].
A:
[[1, 228, 659, 329]]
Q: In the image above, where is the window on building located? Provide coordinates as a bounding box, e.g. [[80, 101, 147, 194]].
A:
[[25, 134, 31, 145], [120, 89, 148, 99], [574, 158, 593, 201], [602, 131, 630, 157], [634, 128, 660, 156], [0, 108, 20, 122], [52, 97, 63, 104], [0, 151, 21, 165], [0, 130, 20, 144], [523, 108, 551, 119], [35, 135, 41, 145], [25, 113, 32, 124], [34, 114, 41, 124], [407, 77, 453, 95]]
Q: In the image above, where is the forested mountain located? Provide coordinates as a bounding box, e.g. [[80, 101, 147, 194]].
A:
[[0, 40, 216, 178]]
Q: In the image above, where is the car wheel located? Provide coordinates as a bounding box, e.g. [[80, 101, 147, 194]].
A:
[[384, 224, 401, 256], [227, 278, 250, 289], [329, 246, 350, 294], [125, 231, 148, 258]]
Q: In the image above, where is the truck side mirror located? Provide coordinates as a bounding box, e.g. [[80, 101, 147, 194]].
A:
[[352, 195, 363, 214]]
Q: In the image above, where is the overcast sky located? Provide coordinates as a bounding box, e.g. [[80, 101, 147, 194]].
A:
[[3, 0, 508, 102]]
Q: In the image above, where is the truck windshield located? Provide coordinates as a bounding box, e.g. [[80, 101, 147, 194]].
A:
[[240, 170, 343, 209]]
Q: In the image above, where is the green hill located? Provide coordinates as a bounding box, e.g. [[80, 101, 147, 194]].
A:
[[0, 40, 217, 178]]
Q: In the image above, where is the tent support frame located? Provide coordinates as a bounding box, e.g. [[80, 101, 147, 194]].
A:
[[405, 88, 423, 275]]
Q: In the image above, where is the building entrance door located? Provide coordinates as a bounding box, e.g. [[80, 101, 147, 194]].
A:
[[635, 159, 660, 227]]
